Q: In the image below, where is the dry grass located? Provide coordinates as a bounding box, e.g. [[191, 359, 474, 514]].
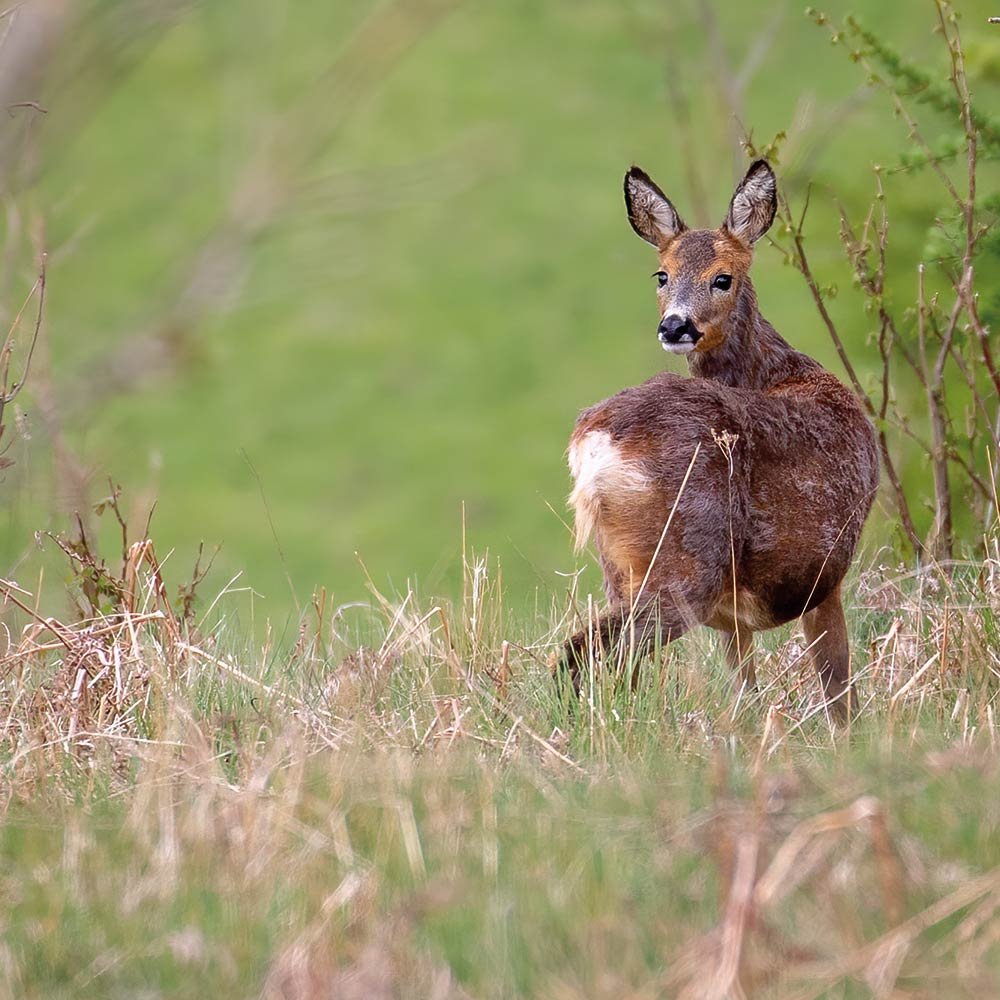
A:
[[0, 519, 999, 997]]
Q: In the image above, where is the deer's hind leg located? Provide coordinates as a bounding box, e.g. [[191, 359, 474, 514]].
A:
[[559, 426, 733, 694], [802, 584, 852, 722], [720, 627, 756, 690]]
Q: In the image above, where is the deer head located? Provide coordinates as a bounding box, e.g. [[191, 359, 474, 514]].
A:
[[623, 160, 777, 355]]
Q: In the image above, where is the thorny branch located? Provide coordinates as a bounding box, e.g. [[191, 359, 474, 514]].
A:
[[780, 1, 1000, 561]]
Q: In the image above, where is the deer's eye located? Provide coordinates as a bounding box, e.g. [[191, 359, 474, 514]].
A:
[[712, 273, 733, 291], [653, 271, 669, 288]]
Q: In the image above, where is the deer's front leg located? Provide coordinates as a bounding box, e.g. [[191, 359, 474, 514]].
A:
[[552, 597, 690, 695]]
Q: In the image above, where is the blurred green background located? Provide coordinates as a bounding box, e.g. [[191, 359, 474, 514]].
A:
[[2, 0, 999, 624]]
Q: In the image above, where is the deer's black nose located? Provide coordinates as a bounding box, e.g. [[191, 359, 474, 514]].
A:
[[658, 314, 693, 342]]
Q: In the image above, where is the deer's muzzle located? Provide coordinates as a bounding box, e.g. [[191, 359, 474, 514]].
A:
[[658, 314, 701, 352]]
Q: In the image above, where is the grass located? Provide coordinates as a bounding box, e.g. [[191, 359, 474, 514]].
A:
[[6, 0, 1000, 619], [2, 532, 1000, 997], [3, 2, 1000, 995]]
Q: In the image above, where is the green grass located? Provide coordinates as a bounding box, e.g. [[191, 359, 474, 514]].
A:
[[5, 0, 1000, 624], [3, 746, 998, 999]]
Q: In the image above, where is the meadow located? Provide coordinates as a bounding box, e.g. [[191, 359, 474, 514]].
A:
[[2, 0, 1000, 996], [3, 0, 998, 613], [2, 539, 1000, 996]]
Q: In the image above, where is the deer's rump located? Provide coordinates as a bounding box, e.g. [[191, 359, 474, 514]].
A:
[[568, 370, 878, 628]]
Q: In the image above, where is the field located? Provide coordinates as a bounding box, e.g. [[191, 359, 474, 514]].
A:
[[2, 0, 997, 614], [3, 0, 1000, 996], [2, 547, 1000, 996]]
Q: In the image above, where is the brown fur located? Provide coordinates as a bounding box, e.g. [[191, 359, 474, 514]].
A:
[[556, 162, 879, 722]]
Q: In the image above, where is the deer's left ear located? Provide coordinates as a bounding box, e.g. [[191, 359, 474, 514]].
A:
[[723, 160, 777, 247]]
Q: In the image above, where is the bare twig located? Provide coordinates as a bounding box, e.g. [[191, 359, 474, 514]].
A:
[[918, 264, 954, 560], [0, 251, 46, 457], [6, 100, 45, 115]]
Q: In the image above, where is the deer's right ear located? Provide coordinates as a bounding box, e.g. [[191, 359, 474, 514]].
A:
[[624, 167, 686, 248], [723, 159, 777, 247]]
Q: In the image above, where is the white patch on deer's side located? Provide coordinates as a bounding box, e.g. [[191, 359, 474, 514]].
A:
[[568, 431, 651, 551]]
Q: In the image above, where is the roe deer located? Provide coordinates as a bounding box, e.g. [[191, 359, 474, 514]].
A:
[[555, 160, 879, 721]]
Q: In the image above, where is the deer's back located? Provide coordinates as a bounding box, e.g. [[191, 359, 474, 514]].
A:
[[569, 369, 878, 626]]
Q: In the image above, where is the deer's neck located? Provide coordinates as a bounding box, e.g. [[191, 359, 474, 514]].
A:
[[687, 280, 817, 391]]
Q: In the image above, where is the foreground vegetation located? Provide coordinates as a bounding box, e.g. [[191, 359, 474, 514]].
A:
[[1, 531, 999, 997], [1, 2, 1000, 996]]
